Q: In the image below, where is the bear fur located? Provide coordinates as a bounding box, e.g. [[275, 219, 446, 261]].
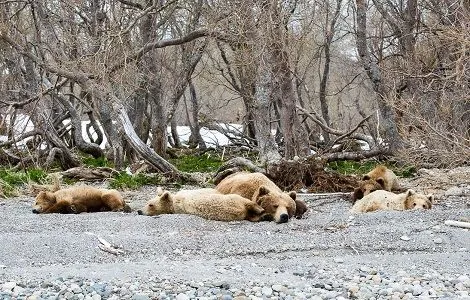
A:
[[293, 198, 308, 219], [352, 165, 400, 201], [33, 186, 131, 214], [137, 188, 265, 222], [215, 172, 298, 223], [351, 189, 433, 213]]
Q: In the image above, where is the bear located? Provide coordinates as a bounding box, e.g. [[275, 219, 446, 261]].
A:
[[215, 172, 298, 223], [33, 186, 131, 214], [352, 165, 400, 201], [293, 197, 308, 219], [137, 188, 265, 222], [350, 189, 433, 213], [352, 179, 384, 202]]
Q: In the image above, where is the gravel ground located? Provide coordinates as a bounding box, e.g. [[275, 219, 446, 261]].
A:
[[0, 168, 469, 299]]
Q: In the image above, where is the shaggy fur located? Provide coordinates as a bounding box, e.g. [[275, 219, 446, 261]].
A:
[[293, 198, 308, 219], [351, 189, 433, 213], [33, 186, 131, 214], [137, 188, 265, 222], [216, 172, 297, 223], [352, 165, 400, 201]]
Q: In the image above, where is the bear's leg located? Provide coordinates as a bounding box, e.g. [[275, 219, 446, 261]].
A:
[[44, 200, 73, 214], [69, 203, 88, 214], [101, 193, 125, 211], [245, 203, 265, 222]]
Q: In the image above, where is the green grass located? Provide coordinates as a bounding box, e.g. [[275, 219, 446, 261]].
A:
[[170, 152, 223, 173], [109, 172, 161, 190], [327, 160, 417, 178], [327, 160, 377, 175], [82, 156, 111, 168], [0, 168, 48, 198]]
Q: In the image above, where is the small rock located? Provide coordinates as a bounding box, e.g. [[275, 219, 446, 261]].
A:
[[132, 294, 149, 300], [400, 235, 411, 241], [261, 286, 273, 296], [176, 293, 190, 300], [412, 285, 423, 296], [271, 285, 286, 292], [70, 283, 82, 294], [433, 238, 443, 244], [2, 282, 16, 292], [334, 258, 344, 263]]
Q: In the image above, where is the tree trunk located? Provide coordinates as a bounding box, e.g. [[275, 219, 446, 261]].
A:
[[254, 56, 282, 163], [187, 80, 207, 150], [355, 0, 402, 151], [114, 103, 179, 174]]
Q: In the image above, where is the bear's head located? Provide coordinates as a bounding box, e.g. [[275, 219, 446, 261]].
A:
[[403, 189, 433, 210], [137, 191, 174, 216], [32, 191, 57, 214], [294, 199, 308, 219], [254, 186, 296, 223], [352, 179, 384, 201]]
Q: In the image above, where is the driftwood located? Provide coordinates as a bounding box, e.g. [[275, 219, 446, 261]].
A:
[[444, 220, 470, 229], [213, 157, 264, 185], [61, 167, 119, 181], [86, 232, 125, 255]]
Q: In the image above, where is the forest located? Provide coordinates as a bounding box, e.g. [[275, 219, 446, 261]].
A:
[[0, 0, 469, 186]]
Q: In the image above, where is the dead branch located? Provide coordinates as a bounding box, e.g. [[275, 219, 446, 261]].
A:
[[297, 105, 375, 147], [213, 157, 265, 184], [61, 167, 119, 181]]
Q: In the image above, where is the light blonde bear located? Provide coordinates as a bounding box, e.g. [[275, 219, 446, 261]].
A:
[[351, 189, 433, 213], [216, 172, 297, 223], [137, 188, 265, 222]]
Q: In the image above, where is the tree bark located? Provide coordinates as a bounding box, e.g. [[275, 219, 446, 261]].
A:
[[187, 80, 207, 150], [355, 0, 403, 151]]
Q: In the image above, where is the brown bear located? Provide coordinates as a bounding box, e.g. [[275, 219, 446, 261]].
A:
[[33, 186, 131, 214], [137, 188, 265, 222], [215, 172, 298, 223], [293, 198, 308, 219], [350, 189, 433, 213], [352, 165, 400, 201]]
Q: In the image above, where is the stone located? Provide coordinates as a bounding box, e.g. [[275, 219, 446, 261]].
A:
[[271, 285, 287, 292], [2, 282, 16, 292], [176, 293, 190, 300], [261, 286, 273, 296]]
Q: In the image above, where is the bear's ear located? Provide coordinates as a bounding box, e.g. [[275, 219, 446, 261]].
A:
[[258, 186, 271, 197], [376, 178, 385, 188], [362, 175, 371, 180], [427, 194, 434, 203], [352, 188, 363, 201], [156, 187, 164, 196], [406, 189, 415, 197], [288, 191, 296, 200], [160, 191, 172, 203]]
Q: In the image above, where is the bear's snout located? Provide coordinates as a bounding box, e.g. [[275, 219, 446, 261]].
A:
[[32, 208, 40, 214], [279, 213, 289, 223], [137, 210, 143, 215]]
